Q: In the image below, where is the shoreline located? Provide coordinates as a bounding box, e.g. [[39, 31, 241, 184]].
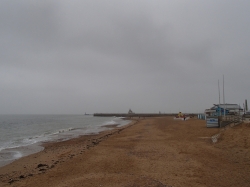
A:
[[0, 119, 138, 185], [0, 118, 135, 168], [1, 117, 249, 187], [0, 144, 44, 168]]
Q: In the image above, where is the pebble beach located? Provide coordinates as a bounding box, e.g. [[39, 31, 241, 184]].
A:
[[0, 116, 249, 187]]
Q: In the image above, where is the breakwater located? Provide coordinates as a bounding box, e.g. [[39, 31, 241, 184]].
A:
[[94, 113, 198, 117]]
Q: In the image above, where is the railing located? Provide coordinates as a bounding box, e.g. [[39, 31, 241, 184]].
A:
[[219, 115, 242, 127]]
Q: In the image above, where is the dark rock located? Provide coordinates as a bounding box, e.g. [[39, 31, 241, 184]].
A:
[[8, 178, 17, 184], [37, 164, 48, 168], [92, 141, 98, 145]]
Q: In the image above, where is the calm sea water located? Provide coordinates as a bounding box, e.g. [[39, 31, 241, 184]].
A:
[[0, 114, 130, 167]]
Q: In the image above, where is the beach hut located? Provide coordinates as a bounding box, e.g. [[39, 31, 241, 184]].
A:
[[205, 104, 242, 117], [205, 104, 242, 128]]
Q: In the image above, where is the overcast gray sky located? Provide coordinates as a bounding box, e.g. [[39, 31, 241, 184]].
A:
[[1, 0, 249, 114]]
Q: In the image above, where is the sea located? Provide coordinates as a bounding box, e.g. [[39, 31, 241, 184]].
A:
[[0, 114, 131, 167]]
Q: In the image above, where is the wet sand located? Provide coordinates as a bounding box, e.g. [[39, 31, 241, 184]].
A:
[[0, 117, 249, 187], [0, 144, 44, 167]]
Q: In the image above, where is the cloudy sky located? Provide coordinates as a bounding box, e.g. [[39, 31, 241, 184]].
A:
[[1, 0, 249, 114]]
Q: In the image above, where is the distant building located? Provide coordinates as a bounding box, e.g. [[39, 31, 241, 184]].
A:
[[205, 104, 243, 117]]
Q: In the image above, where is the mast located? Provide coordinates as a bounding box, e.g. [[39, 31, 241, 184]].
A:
[[218, 80, 221, 116], [245, 99, 248, 112], [223, 75, 226, 116]]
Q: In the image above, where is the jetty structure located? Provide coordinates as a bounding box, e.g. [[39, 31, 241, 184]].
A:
[[94, 113, 175, 117], [94, 109, 196, 118]]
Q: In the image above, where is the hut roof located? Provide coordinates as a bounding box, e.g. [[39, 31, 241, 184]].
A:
[[211, 104, 242, 110]]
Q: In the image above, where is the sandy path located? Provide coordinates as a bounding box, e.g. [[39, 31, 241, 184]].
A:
[[0, 117, 249, 187]]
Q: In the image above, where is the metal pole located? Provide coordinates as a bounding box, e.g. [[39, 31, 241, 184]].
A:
[[223, 75, 226, 116], [218, 80, 221, 116]]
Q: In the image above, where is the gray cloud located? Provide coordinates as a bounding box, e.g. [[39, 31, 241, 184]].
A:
[[0, 0, 250, 114]]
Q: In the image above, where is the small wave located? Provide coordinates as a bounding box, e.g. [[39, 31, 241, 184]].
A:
[[105, 117, 131, 127], [0, 151, 22, 161], [102, 120, 117, 126], [54, 127, 75, 134], [1, 133, 50, 152], [0, 140, 26, 151], [0, 127, 76, 152], [0, 145, 20, 151], [13, 151, 22, 159]]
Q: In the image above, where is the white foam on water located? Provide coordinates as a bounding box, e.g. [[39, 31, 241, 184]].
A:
[[102, 120, 117, 125], [12, 151, 22, 159], [0, 115, 131, 167]]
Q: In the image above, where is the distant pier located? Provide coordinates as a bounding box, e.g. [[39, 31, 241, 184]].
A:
[[93, 113, 197, 117]]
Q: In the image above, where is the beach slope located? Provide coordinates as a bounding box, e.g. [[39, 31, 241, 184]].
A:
[[0, 117, 250, 187]]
